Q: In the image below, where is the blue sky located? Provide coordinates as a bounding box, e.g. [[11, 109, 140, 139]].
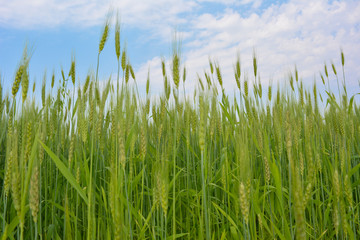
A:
[[0, 0, 360, 98]]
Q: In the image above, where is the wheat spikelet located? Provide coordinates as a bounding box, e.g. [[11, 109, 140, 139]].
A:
[[4, 114, 14, 197], [331, 62, 337, 75], [273, 86, 279, 105], [41, 78, 46, 107], [257, 214, 263, 234], [151, 103, 157, 122], [313, 82, 318, 99], [258, 81, 262, 98], [294, 65, 299, 82], [157, 123, 163, 143], [299, 152, 304, 176], [340, 148, 345, 174], [119, 131, 126, 170], [235, 74, 240, 90], [182, 65, 186, 83], [172, 54, 180, 88], [340, 49, 345, 67], [69, 57, 76, 85], [268, 85, 272, 102], [239, 181, 249, 224], [83, 75, 90, 95], [32, 81, 35, 93], [161, 58, 167, 78], [76, 166, 81, 187], [252, 50, 257, 78], [81, 100, 88, 144], [294, 188, 305, 240], [24, 122, 32, 163], [22, 69, 29, 103], [121, 48, 127, 71], [160, 168, 169, 217], [244, 79, 248, 98], [208, 57, 214, 74], [215, 63, 223, 87], [324, 64, 329, 78], [234, 53, 241, 89], [204, 72, 211, 89], [129, 64, 135, 80], [338, 112, 345, 136], [99, 20, 110, 54], [125, 64, 130, 84], [303, 182, 312, 206], [51, 71, 55, 89], [320, 73, 325, 85], [146, 72, 150, 95], [115, 14, 121, 60], [289, 74, 295, 92], [12, 65, 24, 97], [30, 166, 39, 223], [68, 133, 75, 166]]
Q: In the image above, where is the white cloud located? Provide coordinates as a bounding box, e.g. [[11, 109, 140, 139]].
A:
[[132, 0, 360, 98], [177, 0, 360, 93], [0, 0, 195, 33], [2, 0, 359, 96], [0, 0, 108, 28]]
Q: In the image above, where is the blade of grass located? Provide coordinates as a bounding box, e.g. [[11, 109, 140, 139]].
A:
[[38, 139, 89, 205]]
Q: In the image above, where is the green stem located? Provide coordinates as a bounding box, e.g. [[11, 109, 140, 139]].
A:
[[201, 150, 210, 240], [96, 52, 100, 83]]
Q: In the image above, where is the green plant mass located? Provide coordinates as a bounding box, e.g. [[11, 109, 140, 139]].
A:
[[0, 19, 360, 240]]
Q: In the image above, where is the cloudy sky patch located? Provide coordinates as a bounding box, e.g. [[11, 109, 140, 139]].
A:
[[0, 0, 359, 97]]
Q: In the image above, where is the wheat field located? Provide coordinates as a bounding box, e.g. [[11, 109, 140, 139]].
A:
[[0, 17, 359, 240]]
